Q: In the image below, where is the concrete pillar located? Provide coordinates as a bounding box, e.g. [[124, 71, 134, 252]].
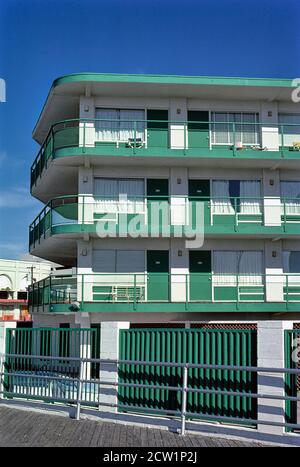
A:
[[0, 321, 17, 398], [79, 96, 95, 147], [170, 238, 189, 302], [77, 240, 93, 304], [75, 313, 91, 380], [99, 321, 130, 413], [260, 102, 279, 151], [257, 320, 293, 435], [263, 169, 281, 226], [169, 98, 187, 149], [264, 240, 284, 302], [78, 166, 94, 224], [170, 167, 188, 228]]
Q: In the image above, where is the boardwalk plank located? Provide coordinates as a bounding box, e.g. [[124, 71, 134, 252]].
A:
[[0, 406, 264, 447]]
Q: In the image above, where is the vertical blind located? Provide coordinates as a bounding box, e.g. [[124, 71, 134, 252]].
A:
[[212, 180, 261, 214], [213, 251, 263, 284], [95, 109, 145, 142], [93, 250, 145, 273], [211, 112, 260, 145]]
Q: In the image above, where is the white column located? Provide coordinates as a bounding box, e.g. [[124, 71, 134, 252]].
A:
[[0, 321, 17, 398], [78, 166, 94, 224], [77, 240, 93, 304], [99, 321, 130, 413], [260, 102, 279, 151], [264, 240, 284, 302], [79, 96, 95, 147], [169, 98, 187, 149], [263, 169, 281, 227], [170, 238, 189, 302], [257, 320, 293, 435], [75, 312, 91, 379]]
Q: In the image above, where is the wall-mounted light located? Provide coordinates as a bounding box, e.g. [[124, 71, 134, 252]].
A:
[[176, 108, 181, 114], [268, 111, 273, 117], [81, 249, 88, 256], [178, 250, 183, 257], [269, 179, 274, 186], [177, 178, 182, 184], [272, 250, 277, 258], [84, 105, 90, 112], [82, 176, 88, 183]]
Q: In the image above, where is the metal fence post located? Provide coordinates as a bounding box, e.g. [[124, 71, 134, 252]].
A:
[[76, 358, 84, 420], [181, 364, 188, 436]]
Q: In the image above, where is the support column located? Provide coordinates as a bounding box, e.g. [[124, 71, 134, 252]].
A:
[[264, 240, 283, 302], [99, 321, 130, 413], [170, 238, 189, 302], [257, 320, 293, 435], [75, 312, 91, 378], [0, 321, 17, 398]]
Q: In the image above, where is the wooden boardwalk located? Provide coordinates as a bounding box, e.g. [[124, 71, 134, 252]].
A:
[[0, 406, 264, 447]]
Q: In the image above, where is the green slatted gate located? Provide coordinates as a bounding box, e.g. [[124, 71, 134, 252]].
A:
[[284, 329, 299, 430], [118, 328, 257, 422]]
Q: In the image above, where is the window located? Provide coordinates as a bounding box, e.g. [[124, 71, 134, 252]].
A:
[[17, 291, 27, 300], [94, 178, 145, 214], [283, 251, 300, 273], [213, 250, 263, 284], [211, 112, 260, 145], [212, 180, 261, 214], [280, 181, 300, 215], [95, 108, 145, 142], [93, 250, 145, 273], [278, 114, 300, 147]]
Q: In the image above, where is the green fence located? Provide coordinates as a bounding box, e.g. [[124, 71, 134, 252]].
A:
[[118, 328, 257, 422], [285, 329, 300, 430], [4, 327, 101, 403]]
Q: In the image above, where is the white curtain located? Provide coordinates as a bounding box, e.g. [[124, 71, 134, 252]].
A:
[[213, 251, 237, 285], [94, 178, 145, 214], [94, 178, 118, 213], [281, 181, 300, 215], [240, 181, 262, 214], [119, 110, 145, 141], [95, 109, 119, 141], [95, 108, 145, 142], [212, 112, 259, 145], [238, 251, 263, 284], [212, 181, 235, 214], [118, 179, 145, 213], [278, 114, 300, 147], [213, 250, 263, 285]]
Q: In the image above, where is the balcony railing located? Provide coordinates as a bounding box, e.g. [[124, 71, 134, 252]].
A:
[[29, 195, 300, 249], [30, 118, 300, 188], [28, 273, 300, 312]]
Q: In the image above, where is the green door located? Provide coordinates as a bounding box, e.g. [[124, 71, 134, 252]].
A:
[[187, 111, 209, 149], [188, 179, 210, 227], [189, 250, 212, 301], [147, 110, 169, 148], [147, 179, 169, 232], [147, 250, 169, 301]]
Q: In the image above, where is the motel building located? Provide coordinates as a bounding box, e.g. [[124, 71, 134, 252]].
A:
[[3, 73, 300, 441]]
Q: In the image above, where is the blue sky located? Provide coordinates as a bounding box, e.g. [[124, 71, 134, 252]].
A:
[[0, 0, 299, 260]]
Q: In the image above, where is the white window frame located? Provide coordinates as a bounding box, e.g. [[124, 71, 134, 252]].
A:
[[95, 108, 146, 144]]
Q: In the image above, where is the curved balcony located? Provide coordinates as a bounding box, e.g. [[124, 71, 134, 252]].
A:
[[29, 195, 300, 254], [30, 118, 300, 190], [28, 272, 300, 314]]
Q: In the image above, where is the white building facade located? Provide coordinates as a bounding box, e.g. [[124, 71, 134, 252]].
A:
[[25, 74, 300, 438]]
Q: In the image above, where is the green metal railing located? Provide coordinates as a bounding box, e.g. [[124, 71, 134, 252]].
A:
[[29, 194, 300, 249], [30, 118, 300, 188], [28, 272, 300, 310]]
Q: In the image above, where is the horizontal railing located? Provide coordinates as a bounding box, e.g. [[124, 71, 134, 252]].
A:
[[1, 353, 300, 435], [29, 194, 300, 249], [30, 118, 300, 188], [28, 272, 300, 309]]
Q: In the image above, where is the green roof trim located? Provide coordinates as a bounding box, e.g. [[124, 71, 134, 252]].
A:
[[53, 72, 296, 89]]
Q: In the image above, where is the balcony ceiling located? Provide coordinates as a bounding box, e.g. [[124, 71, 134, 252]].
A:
[[33, 73, 298, 144]]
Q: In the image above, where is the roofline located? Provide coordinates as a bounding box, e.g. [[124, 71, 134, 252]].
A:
[[33, 72, 297, 136], [53, 72, 296, 88]]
